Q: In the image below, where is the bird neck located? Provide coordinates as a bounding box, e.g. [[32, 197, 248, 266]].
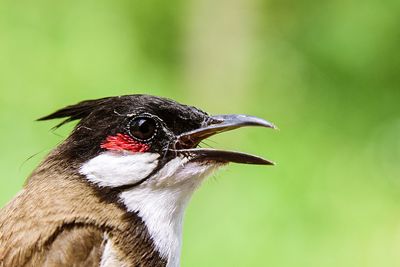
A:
[[119, 180, 200, 267]]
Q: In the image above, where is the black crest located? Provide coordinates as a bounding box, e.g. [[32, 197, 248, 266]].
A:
[[37, 97, 112, 128]]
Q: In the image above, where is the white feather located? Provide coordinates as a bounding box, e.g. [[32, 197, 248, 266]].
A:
[[80, 152, 159, 187], [120, 157, 221, 267], [100, 235, 127, 267], [81, 152, 222, 267]]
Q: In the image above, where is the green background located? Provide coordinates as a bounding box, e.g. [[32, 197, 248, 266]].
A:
[[1, 1, 400, 266]]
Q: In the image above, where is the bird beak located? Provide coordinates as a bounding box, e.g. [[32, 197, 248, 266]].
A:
[[174, 114, 277, 165]]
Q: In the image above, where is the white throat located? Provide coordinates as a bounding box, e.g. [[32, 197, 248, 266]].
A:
[[80, 152, 221, 267]]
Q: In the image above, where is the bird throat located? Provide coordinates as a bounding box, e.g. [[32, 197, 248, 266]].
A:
[[80, 152, 222, 267]]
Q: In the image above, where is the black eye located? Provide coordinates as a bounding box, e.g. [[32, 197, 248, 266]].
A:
[[129, 117, 157, 141]]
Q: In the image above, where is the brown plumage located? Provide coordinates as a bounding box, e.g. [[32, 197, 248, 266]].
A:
[[0, 153, 165, 267], [0, 95, 275, 267]]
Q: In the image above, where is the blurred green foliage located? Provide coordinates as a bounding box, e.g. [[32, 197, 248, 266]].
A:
[[1, 0, 400, 266]]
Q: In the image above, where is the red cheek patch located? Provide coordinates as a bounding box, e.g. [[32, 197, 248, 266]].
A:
[[101, 133, 150, 153]]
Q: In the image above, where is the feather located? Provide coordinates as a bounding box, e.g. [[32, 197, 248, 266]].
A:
[[37, 97, 112, 128]]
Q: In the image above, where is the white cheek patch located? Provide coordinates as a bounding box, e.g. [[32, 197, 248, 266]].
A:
[[80, 152, 159, 187]]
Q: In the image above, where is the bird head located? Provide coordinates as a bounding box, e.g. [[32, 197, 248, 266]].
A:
[[39, 94, 275, 191]]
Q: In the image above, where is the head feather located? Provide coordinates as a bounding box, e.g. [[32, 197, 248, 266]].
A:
[[37, 97, 112, 128]]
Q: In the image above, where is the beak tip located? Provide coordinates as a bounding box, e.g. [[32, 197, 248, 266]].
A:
[[263, 159, 276, 165], [261, 120, 278, 130], [269, 123, 278, 130], [246, 116, 277, 130]]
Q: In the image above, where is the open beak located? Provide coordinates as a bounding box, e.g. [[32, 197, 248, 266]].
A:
[[174, 114, 277, 165]]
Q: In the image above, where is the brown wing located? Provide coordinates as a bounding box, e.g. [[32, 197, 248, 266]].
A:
[[31, 225, 104, 267], [1, 222, 105, 267]]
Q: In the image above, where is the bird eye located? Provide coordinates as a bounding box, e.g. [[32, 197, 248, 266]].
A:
[[129, 117, 157, 141]]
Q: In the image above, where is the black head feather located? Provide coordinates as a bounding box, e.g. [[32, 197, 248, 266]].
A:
[[37, 97, 112, 128], [40, 94, 210, 166]]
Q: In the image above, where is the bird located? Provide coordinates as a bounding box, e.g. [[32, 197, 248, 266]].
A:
[[0, 94, 276, 267]]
